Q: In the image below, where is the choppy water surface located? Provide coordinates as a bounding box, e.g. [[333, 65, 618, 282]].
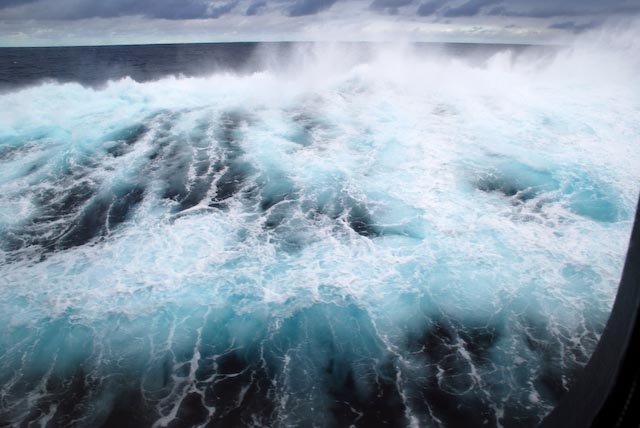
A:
[[0, 42, 639, 428]]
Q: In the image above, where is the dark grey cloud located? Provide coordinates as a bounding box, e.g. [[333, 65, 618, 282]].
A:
[[209, 0, 240, 17], [1, 0, 640, 22], [441, 0, 500, 17], [416, 0, 446, 16], [412, 0, 640, 19], [369, 0, 413, 13], [2, 0, 240, 20], [0, 0, 37, 8], [548, 19, 602, 34], [487, 0, 640, 18], [487, 5, 572, 18], [70, 0, 208, 20], [246, 0, 266, 15], [288, 0, 338, 16]]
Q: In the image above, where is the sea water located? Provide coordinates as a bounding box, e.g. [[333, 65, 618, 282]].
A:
[[0, 41, 639, 427]]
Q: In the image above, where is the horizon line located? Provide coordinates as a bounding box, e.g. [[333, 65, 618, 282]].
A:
[[0, 39, 564, 49]]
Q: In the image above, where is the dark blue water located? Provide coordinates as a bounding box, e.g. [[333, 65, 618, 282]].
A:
[[0, 42, 550, 91], [0, 43, 262, 90]]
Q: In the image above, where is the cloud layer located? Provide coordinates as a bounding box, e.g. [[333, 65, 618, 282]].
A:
[[2, 0, 638, 20], [0, 0, 638, 46]]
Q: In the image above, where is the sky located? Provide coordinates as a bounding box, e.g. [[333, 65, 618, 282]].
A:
[[0, 0, 639, 46]]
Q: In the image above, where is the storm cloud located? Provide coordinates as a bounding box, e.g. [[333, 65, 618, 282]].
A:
[[416, 0, 446, 16], [1, 0, 638, 20], [369, 0, 414, 14], [0, 0, 241, 20], [0, 0, 639, 46], [245, 0, 267, 15], [548, 19, 603, 34], [487, 0, 640, 18], [441, 0, 500, 17], [287, 0, 338, 16], [0, 0, 37, 8]]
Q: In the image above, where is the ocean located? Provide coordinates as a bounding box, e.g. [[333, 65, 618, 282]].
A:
[[0, 41, 638, 428]]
